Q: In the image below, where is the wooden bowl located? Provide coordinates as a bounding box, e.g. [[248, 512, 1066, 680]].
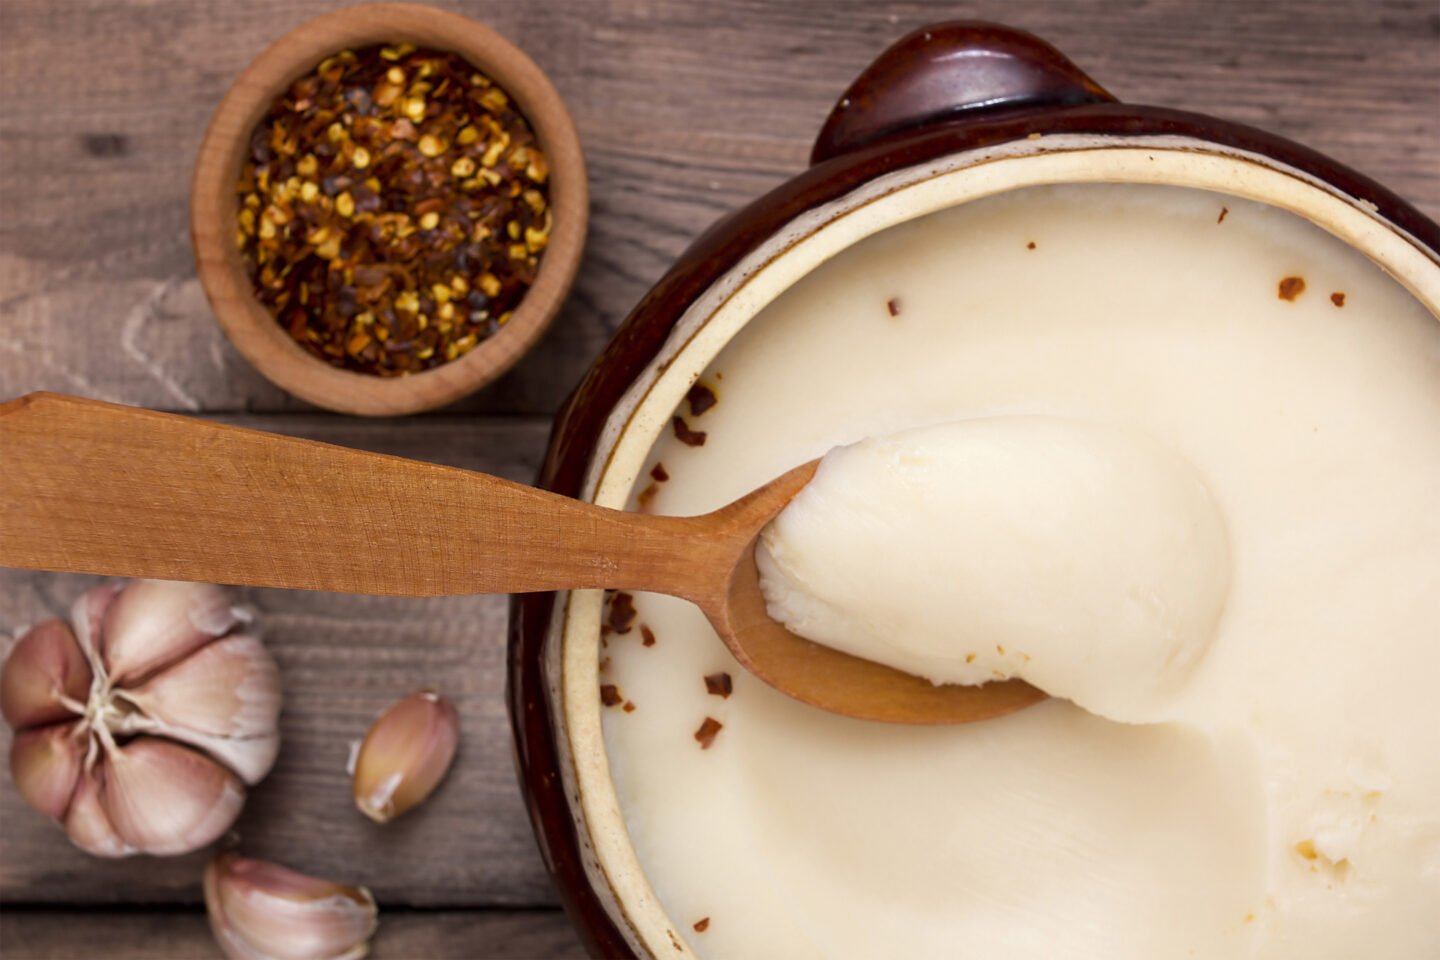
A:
[[191, 3, 587, 416]]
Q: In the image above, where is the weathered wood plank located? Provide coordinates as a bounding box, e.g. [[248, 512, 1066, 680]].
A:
[[0, 416, 561, 907], [0, 908, 584, 960], [2, 4, 1439, 954], [0, 0, 1435, 415]]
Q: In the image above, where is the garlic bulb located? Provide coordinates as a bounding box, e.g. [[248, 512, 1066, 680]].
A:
[[205, 851, 378, 960], [351, 690, 459, 823], [1, 580, 282, 857]]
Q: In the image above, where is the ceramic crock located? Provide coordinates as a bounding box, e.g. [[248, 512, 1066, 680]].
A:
[[507, 22, 1440, 958]]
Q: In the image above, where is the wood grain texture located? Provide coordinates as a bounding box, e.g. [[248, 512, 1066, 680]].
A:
[[0, 393, 721, 597], [0, 416, 562, 907], [0, 0, 1435, 416], [0, 908, 584, 959], [1, 2, 1438, 956]]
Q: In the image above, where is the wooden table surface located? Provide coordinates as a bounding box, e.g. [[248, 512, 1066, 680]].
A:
[[1, 0, 1436, 957]]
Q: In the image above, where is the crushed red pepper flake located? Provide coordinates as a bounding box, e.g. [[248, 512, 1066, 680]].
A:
[[599, 656, 612, 673], [623, 701, 636, 713], [1331, 292, 1346, 307], [235, 44, 552, 376], [1218, 206, 1229, 224], [608, 592, 637, 634], [637, 463, 669, 510], [673, 416, 707, 447], [704, 672, 733, 698], [886, 297, 902, 317], [686, 383, 718, 417], [694, 716, 723, 749], [1278, 276, 1306, 301], [693, 918, 711, 933], [641, 624, 656, 647], [1026, 241, 1037, 250], [600, 684, 623, 707]]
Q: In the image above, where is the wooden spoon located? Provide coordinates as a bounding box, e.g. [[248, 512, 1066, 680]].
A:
[[0, 393, 1044, 724]]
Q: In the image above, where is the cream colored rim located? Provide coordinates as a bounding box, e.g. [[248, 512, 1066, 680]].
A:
[[549, 136, 1440, 957]]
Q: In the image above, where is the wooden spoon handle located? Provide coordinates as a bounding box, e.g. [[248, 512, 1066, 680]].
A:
[[0, 393, 712, 597]]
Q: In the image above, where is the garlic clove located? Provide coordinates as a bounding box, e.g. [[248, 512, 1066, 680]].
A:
[[124, 632, 282, 738], [152, 724, 281, 787], [9, 721, 85, 820], [65, 767, 136, 858], [205, 851, 378, 960], [352, 690, 459, 823], [113, 630, 283, 784], [1, 619, 92, 728], [100, 736, 246, 856], [70, 582, 123, 669], [100, 580, 246, 686]]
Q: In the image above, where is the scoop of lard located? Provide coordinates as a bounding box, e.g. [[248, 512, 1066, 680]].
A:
[[756, 417, 1232, 722]]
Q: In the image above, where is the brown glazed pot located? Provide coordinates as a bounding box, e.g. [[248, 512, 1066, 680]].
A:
[[508, 22, 1440, 958]]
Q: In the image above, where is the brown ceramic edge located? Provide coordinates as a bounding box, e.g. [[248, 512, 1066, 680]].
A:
[[508, 92, 1440, 957], [189, 2, 588, 416], [812, 21, 1116, 165]]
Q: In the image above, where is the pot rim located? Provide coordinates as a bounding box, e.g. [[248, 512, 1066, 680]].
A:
[[509, 30, 1440, 960]]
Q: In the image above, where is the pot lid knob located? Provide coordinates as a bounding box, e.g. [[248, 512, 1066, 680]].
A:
[[812, 22, 1116, 165]]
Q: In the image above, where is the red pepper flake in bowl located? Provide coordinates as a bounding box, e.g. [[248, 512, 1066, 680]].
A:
[[235, 43, 552, 376], [1278, 276, 1306, 302], [704, 672, 732, 698], [693, 918, 710, 933], [600, 684, 623, 708]]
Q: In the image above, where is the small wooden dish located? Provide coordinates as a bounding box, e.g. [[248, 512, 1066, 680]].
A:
[[191, 3, 587, 416]]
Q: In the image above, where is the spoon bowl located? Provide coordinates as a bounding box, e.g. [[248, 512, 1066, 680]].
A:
[[0, 393, 1043, 724]]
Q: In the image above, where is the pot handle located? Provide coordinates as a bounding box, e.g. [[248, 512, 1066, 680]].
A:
[[812, 22, 1116, 165]]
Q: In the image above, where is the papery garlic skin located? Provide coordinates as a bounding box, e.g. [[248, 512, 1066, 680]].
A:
[[1, 579, 281, 857], [124, 633, 281, 738], [0, 619, 91, 728], [69, 582, 122, 660], [206, 852, 378, 960], [64, 767, 135, 859], [120, 630, 283, 785], [101, 738, 247, 856], [352, 690, 459, 823], [147, 725, 281, 788], [101, 580, 245, 685], [9, 722, 85, 819]]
